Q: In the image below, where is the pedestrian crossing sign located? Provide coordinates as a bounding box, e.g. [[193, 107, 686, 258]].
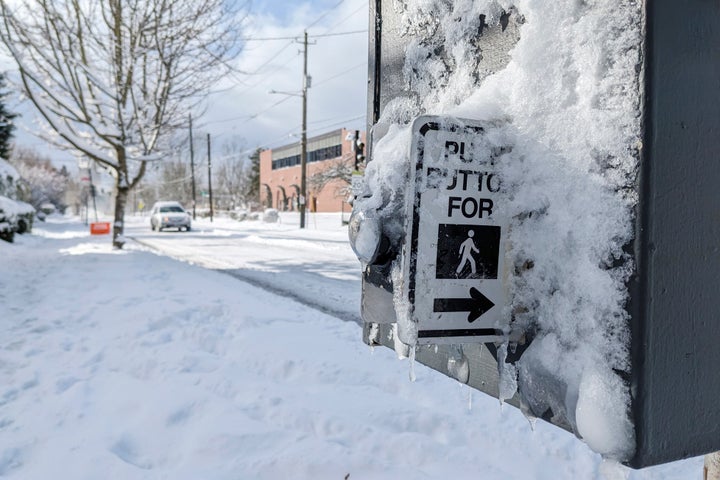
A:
[[401, 116, 509, 344], [435, 223, 501, 280]]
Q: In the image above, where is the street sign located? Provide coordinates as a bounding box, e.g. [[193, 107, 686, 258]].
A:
[[351, 171, 366, 197], [90, 222, 111, 235], [402, 116, 508, 344]]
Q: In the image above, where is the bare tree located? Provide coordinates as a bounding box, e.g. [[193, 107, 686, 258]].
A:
[[214, 136, 250, 210], [308, 154, 354, 198], [158, 159, 197, 207], [0, 0, 245, 247], [11, 146, 69, 211]]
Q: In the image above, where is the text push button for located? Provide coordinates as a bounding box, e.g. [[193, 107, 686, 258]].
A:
[[402, 116, 509, 344]]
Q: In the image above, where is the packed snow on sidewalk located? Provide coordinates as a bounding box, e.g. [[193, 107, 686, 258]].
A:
[[0, 217, 700, 479]]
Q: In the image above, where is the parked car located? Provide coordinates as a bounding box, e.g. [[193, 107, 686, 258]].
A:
[[0, 207, 13, 243], [0, 195, 36, 242], [13, 200, 36, 234], [149, 201, 192, 232]]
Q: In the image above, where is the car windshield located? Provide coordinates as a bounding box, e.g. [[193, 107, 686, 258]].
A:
[[159, 206, 184, 213]]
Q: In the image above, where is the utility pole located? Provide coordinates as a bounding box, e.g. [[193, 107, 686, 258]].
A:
[[188, 113, 197, 220], [299, 30, 309, 229], [207, 133, 213, 222], [270, 32, 312, 228]]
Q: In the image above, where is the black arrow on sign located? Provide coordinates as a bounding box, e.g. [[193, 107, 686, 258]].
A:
[[433, 287, 495, 323]]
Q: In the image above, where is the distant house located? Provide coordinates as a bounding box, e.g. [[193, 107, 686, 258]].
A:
[[259, 128, 365, 213]]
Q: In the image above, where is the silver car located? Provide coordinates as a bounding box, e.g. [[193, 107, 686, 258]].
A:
[[150, 201, 192, 232]]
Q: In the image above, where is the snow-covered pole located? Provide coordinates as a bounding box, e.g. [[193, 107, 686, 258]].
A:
[[354, 0, 720, 470]]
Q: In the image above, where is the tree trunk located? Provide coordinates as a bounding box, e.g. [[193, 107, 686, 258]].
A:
[[113, 183, 129, 249]]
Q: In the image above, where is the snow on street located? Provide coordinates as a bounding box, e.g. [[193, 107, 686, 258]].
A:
[[0, 216, 701, 479], [126, 212, 362, 323]]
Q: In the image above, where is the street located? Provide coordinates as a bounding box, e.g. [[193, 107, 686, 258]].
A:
[[125, 212, 363, 323]]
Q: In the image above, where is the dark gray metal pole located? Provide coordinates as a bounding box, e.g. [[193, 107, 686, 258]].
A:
[[189, 113, 197, 220], [207, 133, 213, 222], [300, 30, 308, 229]]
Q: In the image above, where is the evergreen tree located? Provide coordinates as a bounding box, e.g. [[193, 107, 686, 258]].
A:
[[0, 73, 17, 160], [247, 148, 262, 205]]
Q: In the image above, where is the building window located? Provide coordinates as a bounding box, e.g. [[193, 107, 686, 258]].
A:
[[271, 144, 342, 170]]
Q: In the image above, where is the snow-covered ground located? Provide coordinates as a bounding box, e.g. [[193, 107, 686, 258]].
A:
[[0, 215, 702, 479], [125, 212, 362, 323]]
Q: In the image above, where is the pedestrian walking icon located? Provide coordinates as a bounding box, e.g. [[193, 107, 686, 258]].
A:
[[435, 224, 501, 279], [456, 230, 479, 275]]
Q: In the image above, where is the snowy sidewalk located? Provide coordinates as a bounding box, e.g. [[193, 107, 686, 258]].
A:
[[0, 218, 699, 479]]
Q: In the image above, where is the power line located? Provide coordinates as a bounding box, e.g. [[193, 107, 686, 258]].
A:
[[240, 29, 367, 41], [223, 0, 355, 91], [199, 1, 366, 155], [238, 0, 349, 74], [204, 0, 365, 101], [306, 114, 365, 136], [202, 94, 295, 127], [204, 61, 363, 128], [312, 62, 365, 88], [311, 29, 367, 38], [245, 40, 296, 76], [322, 4, 367, 34], [306, 0, 346, 29]]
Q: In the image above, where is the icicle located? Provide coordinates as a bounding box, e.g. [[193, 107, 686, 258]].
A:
[[496, 343, 518, 405], [446, 344, 469, 384], [526, 415, 538, 432], [408, 345, 416, 382], [368, 323, 379, 354], [391, 323, 410, 360]]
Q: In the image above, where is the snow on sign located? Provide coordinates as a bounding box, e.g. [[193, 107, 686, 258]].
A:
[[404, 116, 508, 344]]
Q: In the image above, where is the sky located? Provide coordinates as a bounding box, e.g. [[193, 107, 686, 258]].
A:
[[1, 0, 369, 172]]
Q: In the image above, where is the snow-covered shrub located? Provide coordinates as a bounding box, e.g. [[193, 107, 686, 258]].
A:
[[262, 208, 279, 223], [229, 209, 248, 221]]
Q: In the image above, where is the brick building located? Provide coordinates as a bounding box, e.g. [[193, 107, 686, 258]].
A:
[[259, 128, 365, 213]]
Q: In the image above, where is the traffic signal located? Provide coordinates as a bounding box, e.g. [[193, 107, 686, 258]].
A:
[[353, 130, 365, 170]]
